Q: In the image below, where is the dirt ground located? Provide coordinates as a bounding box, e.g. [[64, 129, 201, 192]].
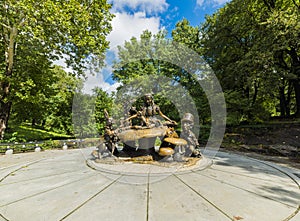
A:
[[221, 123, 300, 169]]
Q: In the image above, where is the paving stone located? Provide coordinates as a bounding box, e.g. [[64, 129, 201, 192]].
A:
[[0, 148, 299, 221], [63, 180, 148, 221], [148, 175, 230, 221], [0, 173, 112, 221]]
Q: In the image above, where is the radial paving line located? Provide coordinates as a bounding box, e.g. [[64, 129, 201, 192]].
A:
[[173, 174, 233, 220], [194, 170, 298, 208], [0, 169, 90, 186], [248, 158, 300, 186], [0, 159, 45, 183], [209, 167, 282, 182], [0, 162, 34, 171], [0, 158, 47, 221], [216, 152, 300, 183], [249, 158, 300, 221], [0, 173, 98, 208], [146, 173, 150, 221], [0, 213, 8, 221], [59, 175, 123, 221], [283, 206, 300, 221]]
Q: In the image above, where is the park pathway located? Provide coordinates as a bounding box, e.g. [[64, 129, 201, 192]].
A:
[[0, 147, 299, 221]]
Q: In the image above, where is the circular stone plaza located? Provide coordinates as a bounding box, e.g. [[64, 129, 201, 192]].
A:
[[0, 147, 299, 221]]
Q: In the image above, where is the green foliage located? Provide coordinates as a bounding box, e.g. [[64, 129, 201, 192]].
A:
[[94, 88, 114, 135], [113, 30, 173, 83], [0, 0, 114, 138], [44, 66, 81, 134], [10, 65, 81, 134], [6, 132, 23, 143], [0, 0, 113, 73], [72, 92, 98, 138], [200, 0, 300, 121], [172, 19, 202, 54], [113, 30, 210, 124], [171, 20, 212, 124], [41, 140, 63, 150], [72, 89, 115, 138]]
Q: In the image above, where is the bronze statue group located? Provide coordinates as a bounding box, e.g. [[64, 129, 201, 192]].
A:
[[99, 94, 201, 162]]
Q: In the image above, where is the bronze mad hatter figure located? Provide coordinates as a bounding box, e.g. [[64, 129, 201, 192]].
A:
[[180, 113, 201, 157]]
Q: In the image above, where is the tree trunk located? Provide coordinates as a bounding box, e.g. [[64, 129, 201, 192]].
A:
[[279, 86, 287, 117], [42, 120, 46, 128], [0, 101, 12, 138], [251, 81, 259, 106], [0, 26, 17, 139], [286, 81, 292, 117], [288, 47, 300, 116], [293, 80, 300, 117], [0, 68, 13, 138]]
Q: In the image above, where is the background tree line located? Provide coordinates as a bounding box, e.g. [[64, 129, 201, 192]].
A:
[[200, 0, 300, 123], [1, 0, 299, 141], [107, 0, 299, 131]]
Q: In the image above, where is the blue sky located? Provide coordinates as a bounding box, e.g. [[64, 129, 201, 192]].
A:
[[83, 0, 231, 94]]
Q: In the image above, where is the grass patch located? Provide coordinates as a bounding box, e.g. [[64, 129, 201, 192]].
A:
[[2, 124, 73, 143]]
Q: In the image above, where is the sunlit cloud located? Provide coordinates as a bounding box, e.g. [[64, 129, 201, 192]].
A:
[[83, 70, 122, 95], [109, 0, 168, 15], [108, 12, 161, 49], [196, 0, 230, 7]]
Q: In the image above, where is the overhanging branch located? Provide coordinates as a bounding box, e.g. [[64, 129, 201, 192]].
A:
[[0, 22, 11, 30]]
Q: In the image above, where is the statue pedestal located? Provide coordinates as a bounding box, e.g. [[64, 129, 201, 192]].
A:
[[87, 155, 211, 184]]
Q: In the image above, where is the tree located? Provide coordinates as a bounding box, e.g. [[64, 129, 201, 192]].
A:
[[200, 0, 300, 122], [44, 66, 82, 134], [112, 30, 182, 120], [172, 19, 202, 55], [0, 0, 113, 137], [94, 87, 114, 135], [172, 19, 210, 123], [72, 92, 98, 138], [113, 30, 212, 125], [10, 65, 81, 134], [257, 0, 300, 116]]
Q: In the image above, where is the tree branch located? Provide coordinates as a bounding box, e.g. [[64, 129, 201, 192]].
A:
[[0, 22, 11, 30], [18, 18, 27, 28], [6, 26, 18, 76]]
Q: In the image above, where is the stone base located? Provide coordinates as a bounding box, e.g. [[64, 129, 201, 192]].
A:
[[87, 154, 212, 176]]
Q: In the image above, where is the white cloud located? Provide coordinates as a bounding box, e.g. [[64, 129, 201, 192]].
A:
[[196, 0, 205, 6], [83, 71, 122, 95], [197, 0, 230, 7], [108, 12, 160, 49], [108, 12, 160, 48], [214, 0, 230, 4], [53, 56, 73, 73], [110, 0, 168, 14]]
